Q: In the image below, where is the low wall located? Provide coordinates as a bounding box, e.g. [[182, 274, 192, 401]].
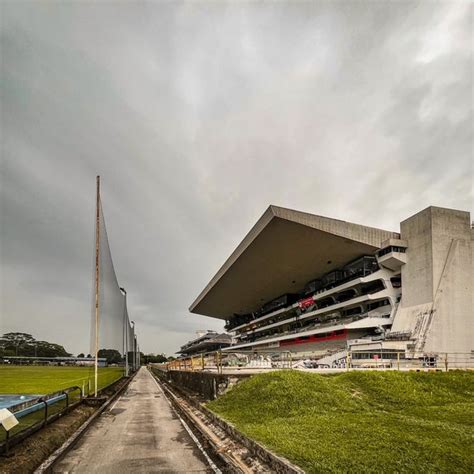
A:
[[151, 368, 250, 400]]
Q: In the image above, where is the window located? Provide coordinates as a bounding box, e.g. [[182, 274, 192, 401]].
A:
[[377, 246, 407, 257], [390, 276, 401, 288]]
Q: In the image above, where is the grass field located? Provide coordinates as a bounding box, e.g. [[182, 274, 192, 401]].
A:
[[207, 370, 474, 473], [0, 366, 124, 395], [0, 366, 123, 445]]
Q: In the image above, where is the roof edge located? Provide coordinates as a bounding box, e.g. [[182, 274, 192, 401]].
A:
[[189, 206, 276, 312], [271, 205, 399, 242], [189, 205, 399, 315]]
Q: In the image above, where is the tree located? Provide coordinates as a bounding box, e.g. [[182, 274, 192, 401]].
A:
[[98, 348, 122, 364], [0, 332, 71, 358], [0, 333, 35, 356], [77, 353, 85, 358], [1, 333, 35, 345], [35, 341, 70, 357], [142, 353, 168, 364]]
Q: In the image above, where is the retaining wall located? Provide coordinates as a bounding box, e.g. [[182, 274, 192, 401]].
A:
[[151, 368, 250, 400]]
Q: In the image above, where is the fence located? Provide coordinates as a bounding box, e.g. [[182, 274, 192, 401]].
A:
[[0, 386, 82, 455], [161, 350, 474, 373], [345, 351, 473, 371], [165, 351, 296, 374]]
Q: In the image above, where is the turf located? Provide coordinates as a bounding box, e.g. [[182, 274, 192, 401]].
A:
[[0, 366, 124, 396], [207, 370, 474, 473]]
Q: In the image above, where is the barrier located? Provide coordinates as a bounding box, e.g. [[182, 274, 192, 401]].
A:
[[0, 386, 82, 455], [160, 350, 474, 373]]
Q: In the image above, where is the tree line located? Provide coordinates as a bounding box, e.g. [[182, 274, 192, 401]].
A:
[[0, 332, 173, 364], [0, 332, 70, 357]]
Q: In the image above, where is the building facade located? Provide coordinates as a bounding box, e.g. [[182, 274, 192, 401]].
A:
[[189, 206, 473, 364]]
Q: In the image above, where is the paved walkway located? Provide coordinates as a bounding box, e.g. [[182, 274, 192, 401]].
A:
[[53, 368, 211, 473]]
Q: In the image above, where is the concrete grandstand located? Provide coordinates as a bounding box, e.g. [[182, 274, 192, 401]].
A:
[[178, 331, 232, 357], [190, 205, 473, 364]]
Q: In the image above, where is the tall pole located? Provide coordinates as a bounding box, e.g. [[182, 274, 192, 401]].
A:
[[120, 287, 128, 377], [134, 335, 137, 371], [125, 314, 129, 377], [94, 176, 101, 397], [131, 321, 135, 371]]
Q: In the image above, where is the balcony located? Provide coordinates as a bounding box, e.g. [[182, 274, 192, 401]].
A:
[[376, 239, 408, 271], [235, 287, 394, 343], [228, 311, 393, 351]]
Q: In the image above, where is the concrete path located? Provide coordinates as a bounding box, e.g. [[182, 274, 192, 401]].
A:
[[53, 368, 212, 473]]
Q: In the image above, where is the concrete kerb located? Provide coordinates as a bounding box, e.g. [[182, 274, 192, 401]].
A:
[[153, 371, 304, 474], [34, 372, 137, 473], [149, 371, 224, 474], [199, 404, 304, 474]]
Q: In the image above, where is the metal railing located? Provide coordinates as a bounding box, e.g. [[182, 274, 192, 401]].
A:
[[159, 350, 474, 374], [344, 351, 474, 371], [0, 386, 82, 455], [162, 351, 294, 373]]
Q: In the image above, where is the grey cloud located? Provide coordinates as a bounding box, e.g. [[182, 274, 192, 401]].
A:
[[1, 1, 471, 355]]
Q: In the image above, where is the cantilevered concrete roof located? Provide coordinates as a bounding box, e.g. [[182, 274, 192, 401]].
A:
[[189, 206, 399, 320]]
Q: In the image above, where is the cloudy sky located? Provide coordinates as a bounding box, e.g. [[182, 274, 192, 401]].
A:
[[1, 1, 472, 356]]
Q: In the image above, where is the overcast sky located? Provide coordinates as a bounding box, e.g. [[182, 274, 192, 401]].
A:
[[1, 1, 472, 356]]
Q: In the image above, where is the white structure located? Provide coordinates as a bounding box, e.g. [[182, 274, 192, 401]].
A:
[[189, 206, 473, 363], [178, 330, 232, 357]]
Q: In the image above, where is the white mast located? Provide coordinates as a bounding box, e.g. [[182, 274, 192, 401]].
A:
[[94, 175, 101, 397]]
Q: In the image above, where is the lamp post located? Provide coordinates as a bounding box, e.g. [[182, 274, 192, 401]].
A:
[[131, 320, 136, 372], [135, 336, 139, 370], [136, 342, 140, 369], [120, 287, 128, 376]]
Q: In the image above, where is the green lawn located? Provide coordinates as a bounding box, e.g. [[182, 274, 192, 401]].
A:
[[207, 371, 474, 473], [0, 366, 124, 396], [0, 366, 124, 444]]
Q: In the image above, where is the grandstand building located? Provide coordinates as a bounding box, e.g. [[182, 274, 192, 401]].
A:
[[178, 330, 232, 357], [189, 206, 473, 362]]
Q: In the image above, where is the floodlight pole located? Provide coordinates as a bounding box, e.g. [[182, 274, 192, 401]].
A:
[[94, 176, 101, 397], [131, 321, 136, 371], [134, 335, 138, 370], [120, 287, 129, 377]]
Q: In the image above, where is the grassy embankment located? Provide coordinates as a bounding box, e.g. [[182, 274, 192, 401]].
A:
[[207, 371, 474, 473], [0, 366, 124, 395]]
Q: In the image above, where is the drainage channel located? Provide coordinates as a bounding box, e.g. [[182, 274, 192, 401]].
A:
[[149, 372, 284, 474]]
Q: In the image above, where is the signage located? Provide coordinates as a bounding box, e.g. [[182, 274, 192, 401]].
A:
[[0, 409, 19, 431], [298, 297, 315, 310]]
